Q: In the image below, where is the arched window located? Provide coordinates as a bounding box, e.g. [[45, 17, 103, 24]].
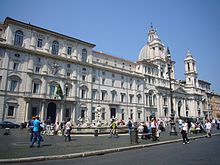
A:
[[32, 79, 42, 94], [52, 41, 59, 55], [14, 30, 23, 46], [137, 94, 142, 104], [9, 75, 21, 92], [80, 85, 88, 99], [82, 49, 87, 62]]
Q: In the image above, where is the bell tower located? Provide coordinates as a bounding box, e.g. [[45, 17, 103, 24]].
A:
[[184, 50, 198, 87]]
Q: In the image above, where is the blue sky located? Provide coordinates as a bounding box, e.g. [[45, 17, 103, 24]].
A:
[[1, 0, 220, 93]]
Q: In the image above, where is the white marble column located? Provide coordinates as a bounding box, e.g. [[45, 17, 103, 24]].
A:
[[71, 103, 75, 124], [40, 100, 46, 120], [24, 99, 30, 121], [30, 32, 36, 48], [60, 101, 64, 122], [28, 56, 34, 72], [42, 64, 48, 75]]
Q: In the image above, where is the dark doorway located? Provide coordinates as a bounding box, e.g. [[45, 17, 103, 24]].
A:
[[47, 102, 56, 124], [110, 108, 116, 119], [178, 101, 182, 117], [31, 107, 38, 118]]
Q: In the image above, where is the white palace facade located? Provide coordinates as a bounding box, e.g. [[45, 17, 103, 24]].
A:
[[0, 17, 212, 124]]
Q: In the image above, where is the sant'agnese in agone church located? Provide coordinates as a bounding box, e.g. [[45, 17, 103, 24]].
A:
[[0, 17, 219, 125]]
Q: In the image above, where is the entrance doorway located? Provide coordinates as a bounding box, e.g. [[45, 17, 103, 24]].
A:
[[178, 101, 182, 117], [110, 108, 116, 119], [47, 102, 56, 124]]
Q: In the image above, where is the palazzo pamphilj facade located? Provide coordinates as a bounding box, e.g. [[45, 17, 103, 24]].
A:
[[0, 17, 216, 125]]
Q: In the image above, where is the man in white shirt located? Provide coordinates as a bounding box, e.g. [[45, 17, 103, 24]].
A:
[[65, 118, 72, 141], [181, 120, 189, 144], [205, 119, 212, 138]]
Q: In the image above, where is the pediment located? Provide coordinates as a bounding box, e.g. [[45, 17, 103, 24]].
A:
[[174, 87, 187, 94]]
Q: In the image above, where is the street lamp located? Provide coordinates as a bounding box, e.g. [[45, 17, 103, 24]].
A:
[[166, 49, 177, 135]]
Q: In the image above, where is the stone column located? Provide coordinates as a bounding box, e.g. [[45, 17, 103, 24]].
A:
[[41, 76, 47, 96], [45, 36, 50, 52], [60, 66, 65, 77], [173, 97, 176, 117], [60, 101, 64, 122], [71, 103, 75, 124], [62, 44, 67, 57], [42, 63, 48, 75], [28, 56, 34, 72], [24, 99, 30, 122], [40, 100, 46, 120], [30, 32, 36, 48]]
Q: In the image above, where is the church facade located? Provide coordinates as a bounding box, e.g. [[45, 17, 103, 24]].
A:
[[0, 17, 212, 125]]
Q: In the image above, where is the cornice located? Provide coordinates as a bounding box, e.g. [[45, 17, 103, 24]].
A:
[[4, 17, 96, 48], [0, 43, 144, 79]]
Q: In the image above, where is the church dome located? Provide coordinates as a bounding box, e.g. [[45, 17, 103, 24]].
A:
[[138, 43, 150, 61]]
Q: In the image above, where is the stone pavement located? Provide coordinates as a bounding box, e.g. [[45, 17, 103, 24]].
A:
[[0, 127, 220, 163]]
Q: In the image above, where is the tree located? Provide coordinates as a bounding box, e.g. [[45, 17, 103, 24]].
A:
[[56, 84, 64, 100]]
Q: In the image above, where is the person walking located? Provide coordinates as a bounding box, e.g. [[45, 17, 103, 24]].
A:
[[30, 116, 42, 148], [181, 120, 189, 144], [109, 119, 119, 138], [28, 116, 35, 142], [151, 117, 158, 141], [64, 118, 72, 141], [205, 119, 212, 138], [127, 118, 133, 136], [217, 118, 220, 130]]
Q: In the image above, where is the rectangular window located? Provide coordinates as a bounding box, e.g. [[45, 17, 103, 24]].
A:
[[50, 85, 56, 96], [102, 111, 105, 120], [82, 75, 86, 81], [35, 66, 40, 73], [67, 72, 71, 77], [92, 107, 95, 120], [10, 80, 18, 92], [112, 80, 114, 87], [130, 95, 133, 103], [65, 87, 69, 96], [121, 94, 124, 103], [138, 112, 141, 119], [13, 62, 19, 71], [112, 93, 116, 102], [92, 76, 96, 83], [121, 109, 125, 120], [102, 78, 105, 85], [101, 91, 105, 101], [130, 109, 133, 120], [81, 110, 85, 119], [8, 106, 14, 117], [121, 82, 124, 88], [37, 38, 43, 48], [81, 89, 86, 98], [65, 108, 70, 118], [138, 97, 141, 104], [67, 47, 72, 55], [92, 90, 96, 99], [130, 83, 132, 89], [33, 83, 39, 94]]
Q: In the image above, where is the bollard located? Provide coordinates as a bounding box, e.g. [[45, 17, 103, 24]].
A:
[[130, 128, 138, 144], [94, 129, 98, 136]]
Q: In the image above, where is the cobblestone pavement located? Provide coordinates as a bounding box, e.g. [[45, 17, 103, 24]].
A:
[[0, 126, 219, 160]]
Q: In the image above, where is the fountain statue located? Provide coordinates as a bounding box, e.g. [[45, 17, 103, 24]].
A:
[[94, 105, 102, 127]]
